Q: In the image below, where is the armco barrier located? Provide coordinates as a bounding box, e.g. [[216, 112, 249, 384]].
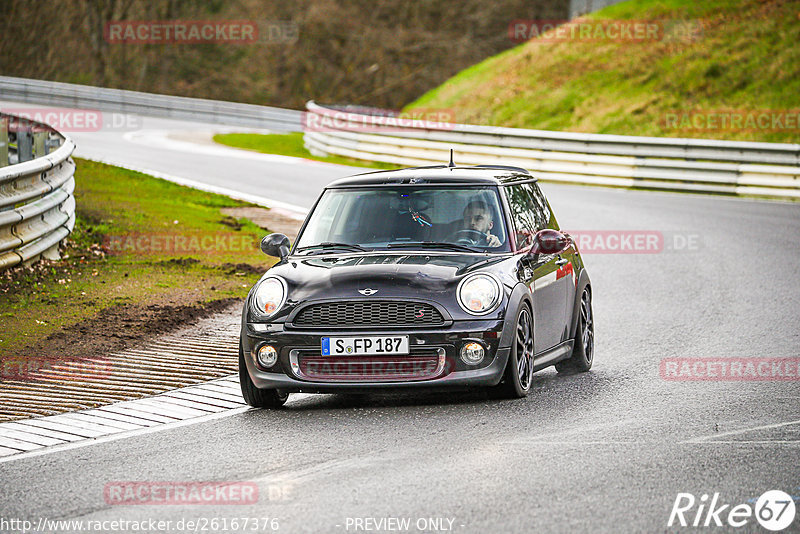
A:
[[2, 79, 796, 199], [0, 113, 76, 270], [0, 76, 302, 131], [303, 101, 800, 199]]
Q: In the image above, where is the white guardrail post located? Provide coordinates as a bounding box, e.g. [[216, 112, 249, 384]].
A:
[[303, 101, 800, 199], [0, 113, 76, 271]]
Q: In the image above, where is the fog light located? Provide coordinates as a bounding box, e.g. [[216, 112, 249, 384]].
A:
[[257, 345, 278, 368], [460, 342, 485, 365]]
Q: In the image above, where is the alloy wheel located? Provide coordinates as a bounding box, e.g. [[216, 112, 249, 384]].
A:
[[580, 290, 594, 364], [516, 308, 535, 390]]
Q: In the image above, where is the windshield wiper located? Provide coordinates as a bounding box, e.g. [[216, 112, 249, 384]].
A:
[[387, 241, 483, 253], [296, 242, 369, 254]]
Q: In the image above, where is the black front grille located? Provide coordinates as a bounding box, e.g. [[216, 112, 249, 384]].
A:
[[292, 301, 445, 328]]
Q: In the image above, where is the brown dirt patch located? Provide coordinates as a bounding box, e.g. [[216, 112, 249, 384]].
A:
[[221, 206, 303, 241], [16, 297, 240, 364]]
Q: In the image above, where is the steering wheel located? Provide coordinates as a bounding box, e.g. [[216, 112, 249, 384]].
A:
[[448, 229, 489, 245]]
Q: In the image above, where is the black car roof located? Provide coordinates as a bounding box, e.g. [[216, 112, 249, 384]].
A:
[[326, 165, 537, 188]]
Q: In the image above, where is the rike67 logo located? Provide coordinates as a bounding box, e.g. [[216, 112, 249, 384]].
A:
[[668, 490, 796, 531]]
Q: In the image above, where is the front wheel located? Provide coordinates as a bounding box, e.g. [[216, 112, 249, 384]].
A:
[[239, 340, 289, 408], [489, 303, 535, 399], [556, 287, 594, 374]]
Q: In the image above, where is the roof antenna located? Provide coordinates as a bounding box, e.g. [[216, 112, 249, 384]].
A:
[[448, 149, 455, 168]]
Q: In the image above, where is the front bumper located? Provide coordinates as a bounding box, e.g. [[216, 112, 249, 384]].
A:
[[242, 320, 510, 393]]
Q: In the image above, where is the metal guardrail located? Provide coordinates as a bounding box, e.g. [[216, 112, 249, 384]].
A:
[[0, 113, 76, 270], [0, 76, 303, 131], [304, 101, 800, 199]]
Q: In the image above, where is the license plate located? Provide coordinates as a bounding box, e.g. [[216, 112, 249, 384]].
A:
[[322, 336, 410, 356]]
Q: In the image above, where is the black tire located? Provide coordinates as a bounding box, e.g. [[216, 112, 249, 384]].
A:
[[489, 303, 535, 399], [239, 340, 289, 408], [556, 287, 594, 374]]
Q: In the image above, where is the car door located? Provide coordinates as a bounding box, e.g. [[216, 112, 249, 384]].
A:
[[530, 183, 576, 344], [504, 183, 568, 353]]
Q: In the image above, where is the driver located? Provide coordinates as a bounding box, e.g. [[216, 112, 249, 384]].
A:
[[458, 200, 501, 247]]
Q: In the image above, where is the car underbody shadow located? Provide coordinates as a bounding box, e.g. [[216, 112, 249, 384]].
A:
[[266, 366, 611, 412]]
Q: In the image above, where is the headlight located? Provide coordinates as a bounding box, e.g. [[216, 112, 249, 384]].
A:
[[457, 273, 501, 315], [253, 277, 286, 317]]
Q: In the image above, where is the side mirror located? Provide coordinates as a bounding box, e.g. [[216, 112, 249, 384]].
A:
[[530, 229, 570, 255], [261, 233, 290, 259]]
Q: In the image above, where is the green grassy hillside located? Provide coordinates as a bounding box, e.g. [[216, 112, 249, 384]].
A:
[[406, 0, 800, 143]]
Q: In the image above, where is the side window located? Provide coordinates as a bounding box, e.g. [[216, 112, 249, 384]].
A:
[[527, 183, 553, 229], [505, 184, 544, 249]]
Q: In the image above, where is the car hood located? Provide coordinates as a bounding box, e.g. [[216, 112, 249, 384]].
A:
[[264, 252, 508, 302]]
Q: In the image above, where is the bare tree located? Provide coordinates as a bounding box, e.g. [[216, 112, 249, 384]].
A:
[[1, 0, 569, 109]]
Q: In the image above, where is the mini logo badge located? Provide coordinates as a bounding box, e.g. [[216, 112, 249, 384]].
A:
[[358, 288, 378, 296]]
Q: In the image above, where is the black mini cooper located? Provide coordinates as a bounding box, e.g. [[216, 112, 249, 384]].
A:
[[239, 164, 594, 407]]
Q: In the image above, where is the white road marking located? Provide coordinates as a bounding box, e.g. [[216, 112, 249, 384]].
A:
[[172, 388, 245, 404], [0, 375, 253, 463], [0, 422, 86, 442], [82, 409, 161, 428], [137, 398, 213, 416], [56, 412, 144, 432], [96, 405, 177, 424], [120, 399, 207, 419], [21, 419, 105, 439], [0, 436, 41, 452], [0, 407, 251, 464], [682, 419, 800, 443], [190, 385, 245, 399], [0, 428, 66, 447], [0, 383, 318, 463], [164, 391, 244, 409], [46, 414, 128, 435], [123, 129, 334, 170], [0, 445, 22, 457]]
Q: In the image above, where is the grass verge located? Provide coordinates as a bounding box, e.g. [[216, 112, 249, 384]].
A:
[[0, 158, 277, 362], [213, 132, 400, 169]]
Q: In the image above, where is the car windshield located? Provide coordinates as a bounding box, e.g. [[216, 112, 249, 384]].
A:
[[295, 186, 510, 253]]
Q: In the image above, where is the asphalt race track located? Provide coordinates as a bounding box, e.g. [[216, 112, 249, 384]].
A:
[[1, 108, 799, 533]]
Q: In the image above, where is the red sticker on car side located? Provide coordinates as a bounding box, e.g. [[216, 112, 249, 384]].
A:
[[556, 262, 573, 280]]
